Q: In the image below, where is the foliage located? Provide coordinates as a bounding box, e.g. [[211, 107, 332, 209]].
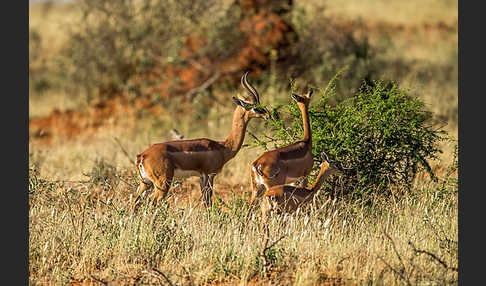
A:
[[286, 2, 383, 98], [29, 165, 56, 196], [59, 0, 240, 102], [29, 169, 457, 284], [29, 28, 55, 95], [83, 157, 123, 192], [254, 77, 448, 199], [50, 0, 384, 105]]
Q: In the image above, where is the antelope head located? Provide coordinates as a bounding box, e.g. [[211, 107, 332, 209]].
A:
[[232, 71, 270, 120], [291, 88, 314, 106], [320, 151, 344, 175]]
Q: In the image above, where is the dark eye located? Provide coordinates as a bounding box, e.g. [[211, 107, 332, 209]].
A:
[[253, 108, 266, 114], [291, 94, 304, 102]]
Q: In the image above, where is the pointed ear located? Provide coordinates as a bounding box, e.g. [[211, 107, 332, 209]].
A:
[[235, 92, 247, 102], [291, 93, 306, 103], [232, 97, 251, 110], [306, 88, 314, 98], [320, 151, 329, 162]]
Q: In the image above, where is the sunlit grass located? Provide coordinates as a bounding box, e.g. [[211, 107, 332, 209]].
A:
[[29, 1, 458, 284], [29, 169, 458, 285], [321, 0, 457, 26]]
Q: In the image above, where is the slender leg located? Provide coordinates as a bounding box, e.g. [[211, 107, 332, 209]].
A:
[[152, 177, 173, 203], [200, 174, 207, 207], [200, 174, 213, 208], [133, 158, 153, 209], [260, 197, 272, 232], [148, 157, 174, 206], [249, 164, 284, 208], [207, 174, 216, 207], [249, 165, 260, 208], [132, 180, 152, 209]]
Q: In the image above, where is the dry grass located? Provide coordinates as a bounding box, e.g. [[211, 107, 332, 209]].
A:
[[29, 0, 458, 285], [29, 1, 81, 56], [28, 96, 458, 285], [322, 0, 457, 26], [28, 88, 269, 184], [29, 167, 458, 285]]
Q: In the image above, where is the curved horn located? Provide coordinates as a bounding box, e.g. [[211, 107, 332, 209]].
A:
[[241, 71, 260, 104]]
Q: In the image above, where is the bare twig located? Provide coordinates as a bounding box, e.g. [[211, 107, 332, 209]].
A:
[[408, 241, 458, 272], [383, 231, 407, 274], [185, 72, 222, 102], [260, 223, 286, 275], [377, 255, 411, 286], [246, 130, 268, 150], [115, 173, 137, 188], [264, 235, 286, 253], [113, 137, 134, 166], [49, 179, 91, 184], [185, 68, 242, 103], [89, 273, 108, 285], [151, 268, 175, 286], [382, 231, 412, 286]]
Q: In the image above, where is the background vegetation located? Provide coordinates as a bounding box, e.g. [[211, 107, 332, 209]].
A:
[[255, 78, 450, 201], [29, 0, 458, 284]]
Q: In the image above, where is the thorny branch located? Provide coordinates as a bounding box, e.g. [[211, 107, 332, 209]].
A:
[[408, 241, 458, 272], [142, 268, 174, 286], [260, 223, 286, 275]]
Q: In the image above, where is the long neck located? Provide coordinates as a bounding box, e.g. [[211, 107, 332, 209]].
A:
[[298, 103, 311, 144], [223, 106, 250, 161], [309, 163, 334, 192]]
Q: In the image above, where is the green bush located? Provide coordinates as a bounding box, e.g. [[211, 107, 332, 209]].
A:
[[253, 77, 448, 199]]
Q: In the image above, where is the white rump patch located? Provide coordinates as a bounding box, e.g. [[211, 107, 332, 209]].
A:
[[253, 166, 265, 185], [138, 158, 152, 184]]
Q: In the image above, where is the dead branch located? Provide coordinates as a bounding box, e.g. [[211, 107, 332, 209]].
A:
[[408, 241, 458, 272], [377, 255, 411, 286], [382, 231, 412, 286], [113, 137, 134, 166], [151, 268, 175, 286], [259, 223, 286, 276], [185, 72, 222, 102], [383, 231, 407, 275]]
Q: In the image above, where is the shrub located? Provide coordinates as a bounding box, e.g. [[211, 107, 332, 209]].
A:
[[83, 157, 120, 191], [253, 77, 448, 200], [58, 0, 382, 104], [60, 0, 240, 102], [286, 2, 384, 98], [29, 28, 54, 95]]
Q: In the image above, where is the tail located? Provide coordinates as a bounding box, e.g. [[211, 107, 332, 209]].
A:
[[135, 154, 144, 179], [255, 163, 279, 179]]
